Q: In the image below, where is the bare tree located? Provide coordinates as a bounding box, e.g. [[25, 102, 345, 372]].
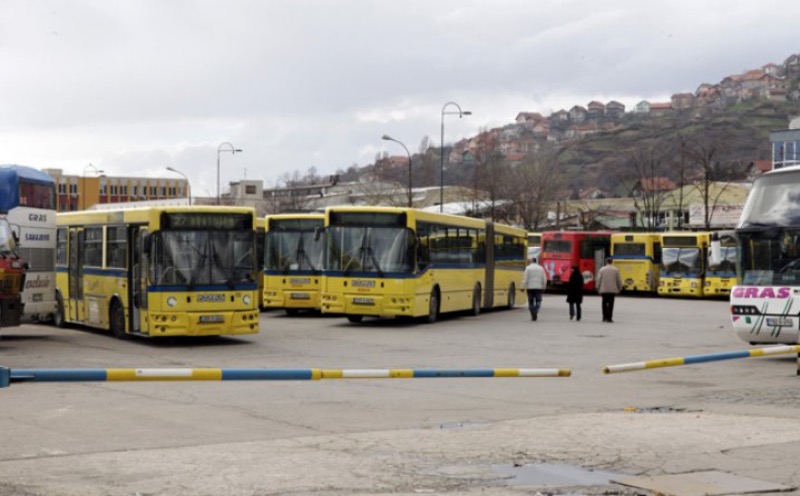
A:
[[682, 133, 750, 230], [471, 129, 512, 221], [621, 143, 670, 230], [507, 146, 567, 230]]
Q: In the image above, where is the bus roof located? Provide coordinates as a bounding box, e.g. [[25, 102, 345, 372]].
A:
[[0, 164, 55, 212], [57, 205, 256, 226]]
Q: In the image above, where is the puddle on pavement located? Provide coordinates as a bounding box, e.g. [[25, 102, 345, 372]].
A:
[[491, 462, 622, 486]]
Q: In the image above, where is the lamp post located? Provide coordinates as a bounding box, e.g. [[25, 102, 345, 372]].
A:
[[440, 101, 471, 212], [381, 134, 413, 207], [166, 166, 191, 205], [82, 163, 104, 210], [217, 142, 243, 205]]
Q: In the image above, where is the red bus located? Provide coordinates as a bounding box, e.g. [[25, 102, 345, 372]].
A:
[[540, 231, 612, 291]]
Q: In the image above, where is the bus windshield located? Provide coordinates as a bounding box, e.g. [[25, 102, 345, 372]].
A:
[[266, 231, 324, 272], [739, 172, 800, 228], [737, 228, 800, 285], [0, 219, 19, 256], [662, 247, 702, 275], [153, 230, 255, 286], [708, 246, 737, 276], [326, 226, 413, 274]]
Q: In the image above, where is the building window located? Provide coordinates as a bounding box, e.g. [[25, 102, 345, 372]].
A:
[[245, 185, 257, 195]]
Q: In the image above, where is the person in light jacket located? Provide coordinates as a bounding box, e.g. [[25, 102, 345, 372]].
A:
[[596, 257, 622, 323], [565, 265, 584, 321], [521, 257, 547, 321]]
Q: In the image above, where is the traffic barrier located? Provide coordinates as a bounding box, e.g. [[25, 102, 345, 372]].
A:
[[0, 366, 571, 388], [603, 345, 800, 374]]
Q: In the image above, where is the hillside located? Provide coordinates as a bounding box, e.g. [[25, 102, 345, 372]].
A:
[[558, 99, 800, 195]]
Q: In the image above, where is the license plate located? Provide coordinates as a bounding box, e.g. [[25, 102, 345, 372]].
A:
[[290, 292, 310, 300], [353, 297, 374, 305], [767, 317, 793, 327], [199, 315, 224, 323]]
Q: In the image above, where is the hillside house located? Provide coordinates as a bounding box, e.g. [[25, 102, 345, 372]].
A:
[[605, 100, 625, 119], [671, 92, 695, 110], [649, 102, 673, 117], [587, 101, 605, 119], [568, 105, 587, 122]]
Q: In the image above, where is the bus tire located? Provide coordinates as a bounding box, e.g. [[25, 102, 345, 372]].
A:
[[347, 315, 363, 323], [507, 283, 516, 309], [54, 293, 67, 328], [110, 300, 127, 339], [426, 288, 440, 324], [470, 284, 481, 316]]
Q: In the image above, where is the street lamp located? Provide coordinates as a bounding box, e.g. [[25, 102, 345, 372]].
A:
[[217, 142, 243, 205], [166, 166, 192, 205], [381, 134, 413, 208], [440, 101, 471, 212], [82, 163, 104, 210]]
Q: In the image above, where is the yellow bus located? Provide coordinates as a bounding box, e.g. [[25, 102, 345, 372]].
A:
[[657, 232, 711, 298], [320, 206, 526, 323], [705, 230, 737, 297], [610, 233, 661, 293], [262, 213, 325, 315], [54, 206, 260, 338]]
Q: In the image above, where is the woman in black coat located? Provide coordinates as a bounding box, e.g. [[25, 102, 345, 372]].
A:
[[566, 265, 584, 321]]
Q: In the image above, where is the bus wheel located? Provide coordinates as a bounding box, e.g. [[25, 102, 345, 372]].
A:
[[470, 284, 481, 316], [110, 301, 127, 339], [507, 283, 516, 309], [347, 315, 363, 323], [426, 288, 440, 324], [54, 293, 67, 328]]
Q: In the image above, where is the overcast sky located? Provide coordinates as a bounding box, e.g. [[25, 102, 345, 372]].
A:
[[2, 0, 798, 198]]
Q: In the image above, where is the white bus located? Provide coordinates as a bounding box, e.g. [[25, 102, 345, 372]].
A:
[[729, 166, 800, 344], [0, 165, 57, 323]]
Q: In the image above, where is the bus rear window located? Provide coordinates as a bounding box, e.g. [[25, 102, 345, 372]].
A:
[[614, 243, 645, 256]]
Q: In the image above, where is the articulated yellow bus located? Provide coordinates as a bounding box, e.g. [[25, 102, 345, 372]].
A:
[[55, 206, 260, 338], [657, 232, 710, 298], [320, 206, 526, 323], [262, 213, 325, 315], [705, 230, 737, 297], [610, 233, 661, 293]]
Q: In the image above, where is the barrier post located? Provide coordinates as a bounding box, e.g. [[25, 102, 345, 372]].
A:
[[0, 367, 9, 388]]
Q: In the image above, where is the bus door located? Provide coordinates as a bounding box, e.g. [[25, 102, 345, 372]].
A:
[[483, 223, 495, 308], [593, 243, 608, 282], [131, 227, 149, 333], [67, 228, 83, 322]]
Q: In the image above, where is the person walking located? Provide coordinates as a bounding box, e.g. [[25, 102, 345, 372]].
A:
[[566, 265, 583, 321], [521, 257, 547, 321], [596, 257, 622, 323]]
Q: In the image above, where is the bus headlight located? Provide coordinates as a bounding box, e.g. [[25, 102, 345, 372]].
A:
[[243, 295, 252, 305], [167, 296, 178, 307]]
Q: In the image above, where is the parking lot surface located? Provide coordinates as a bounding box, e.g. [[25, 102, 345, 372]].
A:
[[2, 295, 800, 495]]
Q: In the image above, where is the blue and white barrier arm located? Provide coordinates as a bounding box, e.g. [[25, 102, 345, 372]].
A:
[[603, 345, 800, 374], [0, 367, 572, 388]]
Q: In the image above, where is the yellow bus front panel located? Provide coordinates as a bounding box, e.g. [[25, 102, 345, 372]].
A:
[[704, 276, 735, 297], [658, 276, 705, 297], [146, 290, 259, 337], [262, 274, 322, 311]]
